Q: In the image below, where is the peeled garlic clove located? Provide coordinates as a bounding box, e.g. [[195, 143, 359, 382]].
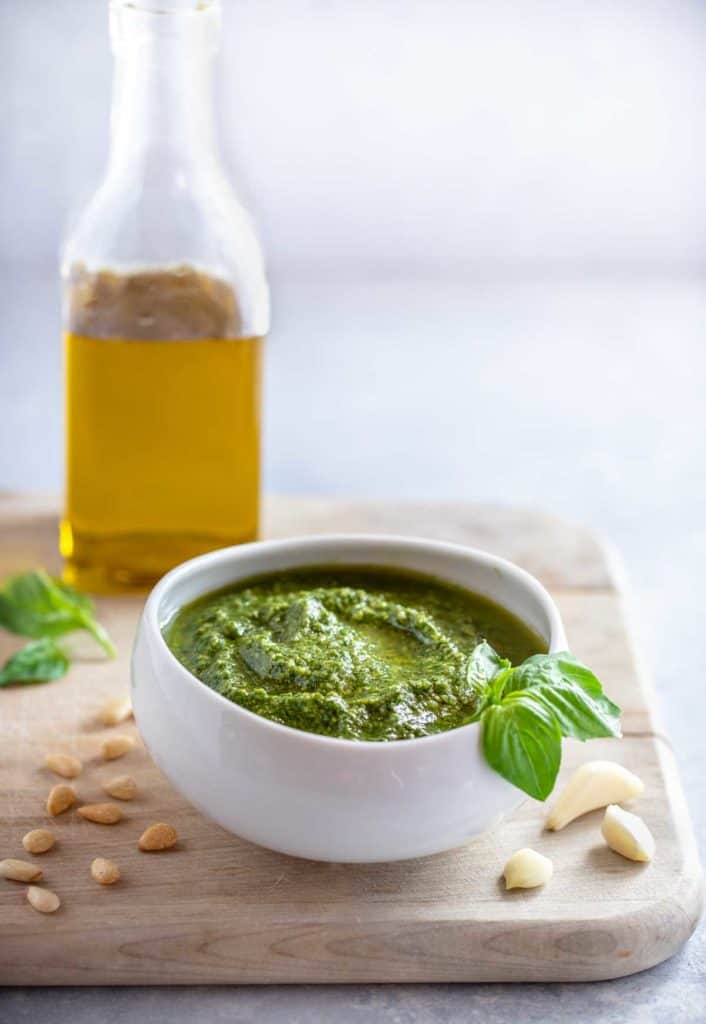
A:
[[601, 804, 654, 863], [503, 848, 553, 890], [546, 760, 644, 831]]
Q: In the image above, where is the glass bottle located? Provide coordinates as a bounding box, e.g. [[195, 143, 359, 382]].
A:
[[61, 0, 268, 592]]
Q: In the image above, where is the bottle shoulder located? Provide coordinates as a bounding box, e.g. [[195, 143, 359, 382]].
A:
[[62, 163, 269, 336]]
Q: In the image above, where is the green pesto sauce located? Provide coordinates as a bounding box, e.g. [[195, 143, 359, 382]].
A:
[[164, 566, 545, 741]]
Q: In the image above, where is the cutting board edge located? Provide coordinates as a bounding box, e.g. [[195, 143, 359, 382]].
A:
[[1, 865, 703, 986]]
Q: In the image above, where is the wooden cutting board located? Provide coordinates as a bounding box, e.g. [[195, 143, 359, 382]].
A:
[[0, 494, 702, 984]]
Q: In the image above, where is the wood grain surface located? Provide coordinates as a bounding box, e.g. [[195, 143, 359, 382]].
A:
[[0, 495, 702, 984]]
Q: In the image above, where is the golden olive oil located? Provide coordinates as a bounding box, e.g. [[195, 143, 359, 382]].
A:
[[62, 331, 262, 592]]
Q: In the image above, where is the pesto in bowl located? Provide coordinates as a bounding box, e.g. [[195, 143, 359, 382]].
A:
[[164, 565, 545, 742]]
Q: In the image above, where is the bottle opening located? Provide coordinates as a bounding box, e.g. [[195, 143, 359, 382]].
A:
[[110, 0, 220, 13], [110, 0, 221, 52]]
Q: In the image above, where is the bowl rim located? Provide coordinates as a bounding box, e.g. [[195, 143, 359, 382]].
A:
[[137, 533, 566, 753]]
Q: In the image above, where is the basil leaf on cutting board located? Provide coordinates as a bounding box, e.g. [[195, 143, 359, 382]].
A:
[[0, 570, 116, 657], [0, 637, 70, 687]]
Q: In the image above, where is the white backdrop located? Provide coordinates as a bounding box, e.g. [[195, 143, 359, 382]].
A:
[[0, 0, 705, 278]]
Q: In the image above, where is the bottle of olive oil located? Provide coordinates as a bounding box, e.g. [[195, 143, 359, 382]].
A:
[[61, 0, 268, 592]]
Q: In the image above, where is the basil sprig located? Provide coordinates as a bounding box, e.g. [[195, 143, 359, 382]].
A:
[[0, 570, 116, 686], [470, 642, 621, 800]]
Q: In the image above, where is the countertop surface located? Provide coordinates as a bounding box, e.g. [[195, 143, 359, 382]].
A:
[[1, 276, 705, 1022]]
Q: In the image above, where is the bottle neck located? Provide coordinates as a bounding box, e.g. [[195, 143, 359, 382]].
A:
[[106, 2, 221, 178]]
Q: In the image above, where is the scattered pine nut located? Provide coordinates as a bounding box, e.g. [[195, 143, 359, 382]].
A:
[[139, 822, 178, 851], [102, 735, 136, 761], [0, 858, 43, 883], [27, 885, 60, 914], [103, 775, 137, 801], [91, 857, 121, 885], [77, 803, 123, 825], [45, 752, 83, 779], [22, 829, 56, 855], [100, 694, 133, 727], [46, 783, 77, 816]]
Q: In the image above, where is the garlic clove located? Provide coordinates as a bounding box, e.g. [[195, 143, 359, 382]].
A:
[[546, 760, 644, 831], [601, 804, 655, 863], [503, 847, 553, 890]]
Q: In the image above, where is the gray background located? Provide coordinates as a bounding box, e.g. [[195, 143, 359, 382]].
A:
[[1, 1, 705, 1021]]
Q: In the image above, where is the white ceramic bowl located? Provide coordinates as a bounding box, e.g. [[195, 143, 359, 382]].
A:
[[132, 535, 567, 862]]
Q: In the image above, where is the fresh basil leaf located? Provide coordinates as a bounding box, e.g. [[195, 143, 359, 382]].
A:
[[502, 651, 621, 740], [559, 652, 622, 720], [0, 638, 70, 687], [464, 640, 510, 700], [524, 683, 620, 740], [0, 570, 116, 657], [504, 651, 601, 697], [0, 570, 83, 637], [481, 692, 562, 801], [55, 579, 94, 615]]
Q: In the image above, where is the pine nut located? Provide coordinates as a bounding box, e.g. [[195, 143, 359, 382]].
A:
[[0, 858, 43, 882], [46, 783, 77, 816], [77, 803, 123, 825], [22, 829, 56, 855], [27, 885, 60, 913], [45, 752, 83, 779], [103, 775, 137, 801], [91, 857, 121, 885], [102, 735, 135, 761], [138, 823, 178, 851], [100, 694, 133, 727]]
